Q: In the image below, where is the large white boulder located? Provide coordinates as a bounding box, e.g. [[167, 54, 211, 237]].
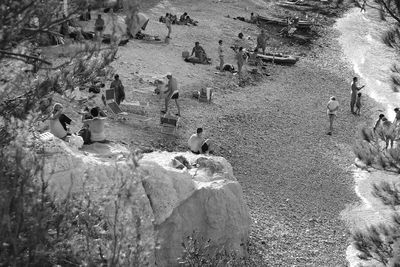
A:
[[139, 151, 251, 267], [43, 141, 250, 266]]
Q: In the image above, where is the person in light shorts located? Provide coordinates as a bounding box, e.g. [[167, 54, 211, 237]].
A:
[[327, 96, 339, 135]]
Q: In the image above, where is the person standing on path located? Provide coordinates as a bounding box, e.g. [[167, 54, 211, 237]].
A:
[[256, 29, 268, 54], [162, 73, 181, 116], [218, 40, 224, 71], [355, 92, 362, 115], [327, 96, 339, 135], [110, 74, 125, 105], [95, 14, 105, 41], [165, 13, 172, 40], [350, 77, 365, 114], [235, 47, 245, 80]]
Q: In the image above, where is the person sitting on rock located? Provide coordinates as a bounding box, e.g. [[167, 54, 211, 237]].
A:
[[84, 106, 107, 143], [49, 103, 73, 140], [188, 128, 212, 154]]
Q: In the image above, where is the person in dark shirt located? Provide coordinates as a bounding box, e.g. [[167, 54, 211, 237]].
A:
[[110, 74, 125, 105]]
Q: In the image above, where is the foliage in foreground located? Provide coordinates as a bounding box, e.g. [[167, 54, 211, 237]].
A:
[[178, 232, 263, 267], [0, 0, 152, 266], [353, 128, 400, 265]]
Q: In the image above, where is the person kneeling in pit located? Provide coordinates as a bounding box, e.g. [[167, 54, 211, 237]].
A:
[[188, 128, 212, 154]]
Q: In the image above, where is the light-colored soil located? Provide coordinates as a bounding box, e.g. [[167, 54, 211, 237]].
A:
[[49, 0, 372, 265]]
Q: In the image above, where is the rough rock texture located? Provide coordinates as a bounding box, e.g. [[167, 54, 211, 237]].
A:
[[139, 151, 251, 267], [43, 141, 156, 265], [43, 141, 250, 267]]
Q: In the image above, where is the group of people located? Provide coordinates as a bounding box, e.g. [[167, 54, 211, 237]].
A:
[[326, 77, 365, 135], [160, 12, 198, 26], [49, 103, 107, 144], [373, 109, 400, 148]]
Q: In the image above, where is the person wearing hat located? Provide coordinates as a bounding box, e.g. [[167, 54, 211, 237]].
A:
[[162, 73, 181, 116], [327, 96, 339, 135]]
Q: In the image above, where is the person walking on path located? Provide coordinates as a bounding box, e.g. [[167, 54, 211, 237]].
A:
[[350, 77, 365, 114], [162, 73, 181, 116], [110, 74, 125, 105], [218, 40, 225, 71], [327, 96, 339, 135], [165, 13, 172, 40], [95, 14, 105, 41], [235, 47, 245, 79]]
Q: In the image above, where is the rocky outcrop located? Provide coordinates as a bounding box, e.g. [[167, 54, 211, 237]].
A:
[[43, 141, 250, 266], [139, 152, 251, 267]]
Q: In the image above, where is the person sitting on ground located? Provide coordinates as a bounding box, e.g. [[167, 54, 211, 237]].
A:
[[84, 106, 107, 143], [355, 92, 362, 115], [188, 128, 212, 154], [180, 12, 188, 23], [49, 103, 73, 139], [326, 96, 339, 135], [256, 29, 268, 55], [110, 74, 125, 105], [162, 73, 181, 116], [186, 16, 198, 26], [187, 41, 210, 64]]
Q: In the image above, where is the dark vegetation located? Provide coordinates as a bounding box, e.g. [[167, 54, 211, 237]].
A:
[[0, 0, 151, 266]]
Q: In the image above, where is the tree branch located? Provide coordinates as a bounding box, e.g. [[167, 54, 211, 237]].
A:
[[0, 50, 52, 65]]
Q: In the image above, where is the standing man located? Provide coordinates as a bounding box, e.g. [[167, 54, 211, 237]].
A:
[[350, 77, 365, 114], [163, 73, 181, 116], [95, 14, 105, 41], [165, 13, 172, 40], [110, 74, 125, 105], [256, 29, 268, 55], [218, 40, 224, 71], [235, 47, 245, 79], [327, 96, 339, 135]]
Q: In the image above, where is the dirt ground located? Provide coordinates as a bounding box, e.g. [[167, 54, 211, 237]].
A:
[[52, 0, 372, 265]]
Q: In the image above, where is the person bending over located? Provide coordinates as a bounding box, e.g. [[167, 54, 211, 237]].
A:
[[188, 128, 212, 154], [162, 73, 181, 116]]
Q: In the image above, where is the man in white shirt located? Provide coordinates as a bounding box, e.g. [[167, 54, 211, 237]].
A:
[[327, 96, 339, 135], [188, 128, 211, 154]]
